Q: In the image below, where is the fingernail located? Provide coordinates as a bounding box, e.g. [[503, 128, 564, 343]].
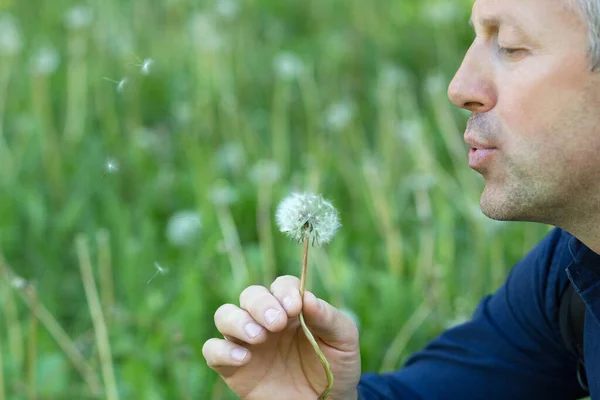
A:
[[282, 296, 294, 311], [265, 308, 281, 325], [244, 322, 263, 338], [231, 348, 247, 362]]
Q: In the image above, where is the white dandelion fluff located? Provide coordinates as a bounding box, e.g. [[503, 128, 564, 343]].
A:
[[166, 210, 202, 247], [102, 157, 119, 176], [103, 77, 128, 93], [249, 159, 281, 185], [64, 5, 93, 29], [147, 261, 169, 284], [273, 52, 304, 80], [275, 192, 341, 246], [0, 13, 22, 56], [31, 45, 60, 76], [134, 57, 153, 75]]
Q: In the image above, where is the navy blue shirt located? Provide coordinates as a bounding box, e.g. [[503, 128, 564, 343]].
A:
[[358, 227, 600, 399]]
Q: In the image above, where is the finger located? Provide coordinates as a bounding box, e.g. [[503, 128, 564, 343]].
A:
[[301, 291, 360, 352], [239, 285, 287, 332], [202, 338, 251, 376], [269, 275, 303, 317], [214, 303, 268, 344]]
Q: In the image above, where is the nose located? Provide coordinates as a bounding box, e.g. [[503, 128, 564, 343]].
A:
[[447, 43, 496, 113]]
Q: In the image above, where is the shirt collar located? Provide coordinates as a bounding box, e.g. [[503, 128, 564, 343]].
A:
[[568, 233, 600, 266]]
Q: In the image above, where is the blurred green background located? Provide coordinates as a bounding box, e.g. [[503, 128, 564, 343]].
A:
[[0, 0, 554, 398]]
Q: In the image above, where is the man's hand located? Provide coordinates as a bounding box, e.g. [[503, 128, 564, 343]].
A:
[[202, 275, 361, 400]]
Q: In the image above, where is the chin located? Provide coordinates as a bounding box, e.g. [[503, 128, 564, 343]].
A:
[[478, 186, 531, 222], [479, 187, 554, 224]]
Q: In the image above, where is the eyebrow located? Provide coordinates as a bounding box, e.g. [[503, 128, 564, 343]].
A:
[[469, 15, 533, 39], [469, 15, 507, 29]]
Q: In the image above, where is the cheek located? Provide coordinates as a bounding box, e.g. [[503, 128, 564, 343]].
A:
[[497, 57, 588, 146]]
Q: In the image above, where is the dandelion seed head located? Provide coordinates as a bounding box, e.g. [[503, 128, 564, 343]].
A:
[[0, 13, 22, 56], [210, 181, 238, 206], [215, 0, 239, 18], [273, 52, 304, 80], [216, 142, 246, 173], [64, 5, 93, 29], [325, 101, 354, 132], [189, 12, 223, 52], [166, 210, 202, 247], [11, 276, 27, 289], [31, 45, 60, 76], [250, 159, 281, 185], [275, 192, 341, 246]]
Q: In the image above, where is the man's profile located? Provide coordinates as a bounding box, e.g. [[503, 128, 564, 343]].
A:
[[202, 0, 600, 398]]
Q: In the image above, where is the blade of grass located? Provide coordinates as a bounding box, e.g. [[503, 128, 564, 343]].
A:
[[0, 262, 102, 396], [75, 235, 119, 400], [26, 285, 38, 400]]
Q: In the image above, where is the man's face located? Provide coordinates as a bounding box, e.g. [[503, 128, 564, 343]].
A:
[[448, 0, 600, 227]]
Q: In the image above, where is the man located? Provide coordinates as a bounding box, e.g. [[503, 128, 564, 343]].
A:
[[202, 0, 600, 398]]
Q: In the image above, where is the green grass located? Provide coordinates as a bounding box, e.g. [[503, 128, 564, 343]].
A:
[[0, 0, 555, 398]]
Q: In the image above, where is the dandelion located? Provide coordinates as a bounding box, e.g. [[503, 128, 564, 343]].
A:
[[273, 52, 304, 80], [64, 5, 93, 29], [102, 158, 119, 177], [30, 45, 60, 76], [215, 141, 246, 174], [250, 159, 281, 185], [11, 275, 27, 290], [166, 210, 202, 247], [275, 192, 341, 399], [325, 100, 354, 132], [215, 0, 239, 18], [0, 13, 22, 56], [210, 181, 239, 206], [275, 192, 341, 247], [103, 77, 127, 93], [188, 12, 223, 52], [147, 262, 169, 284]]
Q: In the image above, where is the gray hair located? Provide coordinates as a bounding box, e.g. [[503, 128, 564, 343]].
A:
[[569, 0, 600, 71]]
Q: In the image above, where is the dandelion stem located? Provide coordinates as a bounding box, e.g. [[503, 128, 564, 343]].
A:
[[27, 286, 39, 400], [0, 317, 5, 400], [76, 235, 119, 400], [300, 236, 309, 295], [298, 235, 334, 400]]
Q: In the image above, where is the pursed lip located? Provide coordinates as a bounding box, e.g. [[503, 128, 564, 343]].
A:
[[464, 135, 497, 150]]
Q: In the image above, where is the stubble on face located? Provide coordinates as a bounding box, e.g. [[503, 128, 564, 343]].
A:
[[467, 0, 600, 227]]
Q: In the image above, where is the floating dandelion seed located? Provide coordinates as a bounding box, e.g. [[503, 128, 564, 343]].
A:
[[132, 55, 153, 75], [147, 262, 169, 284], [275, 192, 340, 399], [275, 192, 341, 247], [102, 158, 119, 177], [103, 77, 127, 93]]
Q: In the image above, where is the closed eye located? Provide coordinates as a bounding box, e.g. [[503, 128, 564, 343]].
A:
[[498, 47, 526, 56]]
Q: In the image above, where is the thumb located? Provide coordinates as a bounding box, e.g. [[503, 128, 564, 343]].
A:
[[302, 291, 359, 352]]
